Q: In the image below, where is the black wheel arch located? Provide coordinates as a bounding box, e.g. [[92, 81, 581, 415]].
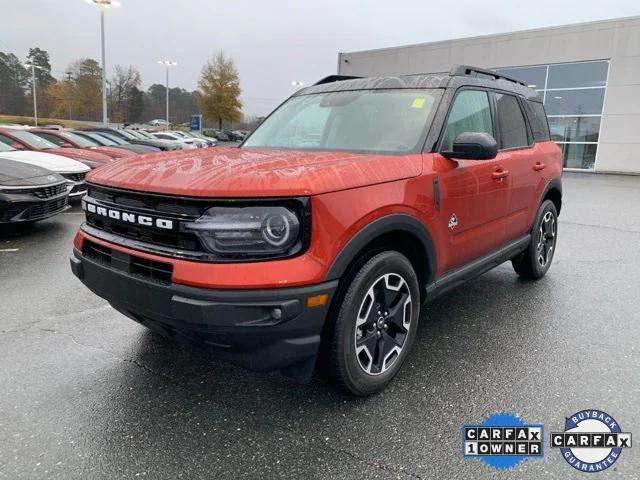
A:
[[324, 214, 437, 287], [540, 178, 562, 216]]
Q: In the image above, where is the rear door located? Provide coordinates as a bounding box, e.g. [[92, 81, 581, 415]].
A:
[[435, 89, 509, 271], [492, 92, 539, 240]]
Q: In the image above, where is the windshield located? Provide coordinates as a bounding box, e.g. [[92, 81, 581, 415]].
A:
[[80, 132, 116, 146], [125, 130, 146, 139], [59, 131, 98, 147], [8, 129, 60, 149], [0, 141, 15, 152], [96, 132, 128, 145], [133, 130, 153, 139], [243, 89, 440, 153]]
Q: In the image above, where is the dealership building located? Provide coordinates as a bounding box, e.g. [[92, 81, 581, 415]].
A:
[[337, 16, 640, 174]]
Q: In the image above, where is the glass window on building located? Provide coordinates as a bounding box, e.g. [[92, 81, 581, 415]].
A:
[[493, 60, 608, 170]]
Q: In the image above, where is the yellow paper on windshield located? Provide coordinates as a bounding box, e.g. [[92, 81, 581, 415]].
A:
[[411, 98, 426, 109]]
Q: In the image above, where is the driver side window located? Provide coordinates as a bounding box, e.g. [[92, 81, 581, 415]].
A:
[[443, 90, 493, 151]]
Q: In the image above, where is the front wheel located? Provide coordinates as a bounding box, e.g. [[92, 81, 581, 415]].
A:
[[324, 251, 420, 396], [512, 199, 558, 280]]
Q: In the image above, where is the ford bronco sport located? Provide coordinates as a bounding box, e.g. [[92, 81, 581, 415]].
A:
[[70, 65, 562, 396]]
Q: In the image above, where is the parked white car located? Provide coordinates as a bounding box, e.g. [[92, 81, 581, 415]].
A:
[[149, 131, 200, 149], [0, 141, 89, 197], [169, 131, 210, 148]]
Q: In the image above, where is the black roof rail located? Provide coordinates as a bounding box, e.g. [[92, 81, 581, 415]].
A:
[[313, 75, 362, 85], [449, 65, 527, 87]]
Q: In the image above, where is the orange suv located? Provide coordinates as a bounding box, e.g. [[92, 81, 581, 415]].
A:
[[71, 66, 562, 395]]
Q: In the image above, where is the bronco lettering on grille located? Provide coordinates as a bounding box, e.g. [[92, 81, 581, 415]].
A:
[[84, 201, 174, 230]]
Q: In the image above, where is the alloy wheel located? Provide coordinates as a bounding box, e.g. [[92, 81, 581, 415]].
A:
[[536, 211, 556, 267], [354, 273, 412, 375]]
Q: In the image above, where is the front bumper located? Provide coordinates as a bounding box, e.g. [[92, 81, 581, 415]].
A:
[[70, 246, 338, 381], [0, 191, 69, 223]]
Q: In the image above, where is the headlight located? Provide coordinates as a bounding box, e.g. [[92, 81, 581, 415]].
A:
[[184, 205, 304, 259]]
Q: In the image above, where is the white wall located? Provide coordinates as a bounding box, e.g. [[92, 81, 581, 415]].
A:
[[338, 16, 640, 174]]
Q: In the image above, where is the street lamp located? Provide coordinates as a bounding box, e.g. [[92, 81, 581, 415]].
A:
[[85, 0, 121, 125], [158, 60, 177, 130], [24, 63, 45, 126], [291, 80, 304, 90]]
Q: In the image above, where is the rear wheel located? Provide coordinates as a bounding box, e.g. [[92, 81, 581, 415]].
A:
[[324, 251, 420, 396], [512, 199, 558, 280]]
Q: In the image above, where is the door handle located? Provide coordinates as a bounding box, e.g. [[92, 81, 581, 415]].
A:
[[533, 162, 546, 171], [492, 168, 509, 180]]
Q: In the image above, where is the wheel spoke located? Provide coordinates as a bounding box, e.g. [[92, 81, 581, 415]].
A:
[[385, 293, 410, 332], [544, 239, 553, 260], [353, 272, 413, 376]]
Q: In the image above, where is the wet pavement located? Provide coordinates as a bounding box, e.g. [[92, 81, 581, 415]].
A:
[[0, 172, 638, 479]]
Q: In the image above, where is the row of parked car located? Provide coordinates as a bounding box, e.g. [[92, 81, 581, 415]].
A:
[[0, 125, 225, 225]]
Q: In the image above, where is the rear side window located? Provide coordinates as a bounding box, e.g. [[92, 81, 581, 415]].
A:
[[442, 90, 493, 150], [34, 132, 64, 146], [524, 100, 551, 141], [494, 93, 529, 149]]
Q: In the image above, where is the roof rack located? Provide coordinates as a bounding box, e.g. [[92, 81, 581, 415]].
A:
[[313, 75, 362, 85], [449, 65, 527, 87]]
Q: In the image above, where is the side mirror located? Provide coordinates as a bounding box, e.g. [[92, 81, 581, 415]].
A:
[[442, 132, 498, 160], [13, 142, 25, 150], [60, 142, 74, 148]]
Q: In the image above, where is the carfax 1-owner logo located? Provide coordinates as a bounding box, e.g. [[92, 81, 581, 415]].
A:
[[461, 412, 543, 470], [551, 409, 632, 472]]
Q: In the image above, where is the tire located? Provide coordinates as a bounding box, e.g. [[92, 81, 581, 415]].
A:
[[512, 199, 558, 280], [324, 251, 420, 396]]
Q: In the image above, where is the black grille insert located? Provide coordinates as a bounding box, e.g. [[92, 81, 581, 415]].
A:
[[3, 196, 68, 221], [33, 183, 67, 199], [82, 239, 173, 284], [62, 172, 87, 183]]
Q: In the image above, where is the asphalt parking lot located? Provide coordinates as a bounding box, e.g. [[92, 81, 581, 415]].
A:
[[1, 172, 638, 479]]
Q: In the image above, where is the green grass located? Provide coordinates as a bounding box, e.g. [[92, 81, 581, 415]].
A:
[[0, 114, 93, 129]]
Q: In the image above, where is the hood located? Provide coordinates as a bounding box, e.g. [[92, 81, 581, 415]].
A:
[[89, 146, 135, 159], [87, 147, 423, 197], [0, 158, 65, 186], [43, 147, 112, 168], [43, 147, 111, 162], [0, 150, 90, 174]]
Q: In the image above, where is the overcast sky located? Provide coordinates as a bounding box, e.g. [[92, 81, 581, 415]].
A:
[[4, 1, 640, 117]]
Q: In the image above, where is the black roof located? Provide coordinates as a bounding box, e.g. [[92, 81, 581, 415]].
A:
[[297, 65, 540, 101]]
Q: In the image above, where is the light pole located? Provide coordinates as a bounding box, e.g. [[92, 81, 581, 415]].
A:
[[158, 60, 177, 130], [24, 63, 44, 126], [86, 0, 120, 125]]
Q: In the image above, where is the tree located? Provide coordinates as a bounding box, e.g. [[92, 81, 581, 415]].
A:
[[46, 79, 73, 119], [142, 84, 198, 125], [25, 47, 56, 117], [26, 48, 55, 88], [127, 86, 144, 123], [68, 58, 102, 121], [0, 52, 29, 114], [197, 52, 242, 129], [108, 65, 142, 123]]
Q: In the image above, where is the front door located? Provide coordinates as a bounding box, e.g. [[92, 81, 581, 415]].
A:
[[433, 89, 509, 272]]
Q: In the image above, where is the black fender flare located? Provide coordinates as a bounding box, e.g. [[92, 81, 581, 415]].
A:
[[539, 178, 562, 215], [324, 214, 437, 283]]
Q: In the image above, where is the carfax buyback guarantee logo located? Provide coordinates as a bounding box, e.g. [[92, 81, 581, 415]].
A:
[[462, 412, 543, 470], [551, 409, 632, 472]]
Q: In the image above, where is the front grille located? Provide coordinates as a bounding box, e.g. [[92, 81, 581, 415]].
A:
[[62, 172, 87, 183], [83, 183, 310, 262], [85, 184, 206, 252], [82, 239, 173, 284], [87, 214, 202, 251], [70, 184, 88, 194], [32, 182, 67, 199], [3, 196, 68, 221]]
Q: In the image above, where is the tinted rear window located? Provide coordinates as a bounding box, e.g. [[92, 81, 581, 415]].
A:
[[524, 100, 551, 141], [495, 93, 529, 149]]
